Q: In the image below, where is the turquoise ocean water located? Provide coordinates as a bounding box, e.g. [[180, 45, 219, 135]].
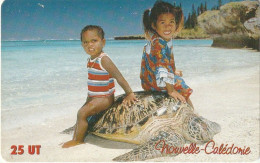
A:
[[1, 40, 259, 129]]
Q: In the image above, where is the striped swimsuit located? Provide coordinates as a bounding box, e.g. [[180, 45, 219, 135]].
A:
[[87, 53, 115, 97]]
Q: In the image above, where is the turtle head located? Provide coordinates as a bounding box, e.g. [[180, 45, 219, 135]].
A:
[[184, 116, 221, 144]]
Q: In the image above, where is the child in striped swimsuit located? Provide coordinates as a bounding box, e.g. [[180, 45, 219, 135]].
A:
[[62, 25, 137, 148]]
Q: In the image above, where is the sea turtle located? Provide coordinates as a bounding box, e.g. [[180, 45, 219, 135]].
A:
[[62, 91, 221, 161]]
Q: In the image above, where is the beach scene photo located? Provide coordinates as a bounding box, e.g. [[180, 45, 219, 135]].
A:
[[1, 0, 259, 162]]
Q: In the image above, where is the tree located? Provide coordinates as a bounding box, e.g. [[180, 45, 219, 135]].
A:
[[200, 3, 204, 14], [184, 13, 192, 29], [204, 1, 207, 11], [197, 6, 200, 16], [192, 4, 196, 14], [211, 5, 217, 10], [218, 0, 222, 9], [190, 4, 197, 28]]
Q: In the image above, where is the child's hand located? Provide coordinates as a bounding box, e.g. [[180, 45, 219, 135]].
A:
[[174, 70, 183, 77], [122, 92, 138, 107], [168, 90, 186, 103]]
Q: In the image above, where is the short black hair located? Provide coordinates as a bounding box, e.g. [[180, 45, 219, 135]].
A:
[[80, 25, 105, 41]]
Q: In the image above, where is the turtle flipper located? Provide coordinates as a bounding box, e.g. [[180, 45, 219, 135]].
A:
[[112, 131, 185, 161], [60, 124, 75, 134]]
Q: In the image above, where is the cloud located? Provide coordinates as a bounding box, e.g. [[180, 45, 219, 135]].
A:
[[131, 12, 138, 15], [37, 3, 45, 8]]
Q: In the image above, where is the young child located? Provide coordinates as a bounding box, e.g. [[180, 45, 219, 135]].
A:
[[140, 1, 194, 107], [62, 25, 137, 148]]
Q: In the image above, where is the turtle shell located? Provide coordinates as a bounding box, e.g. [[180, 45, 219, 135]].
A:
[[89, 91, 183, 143]]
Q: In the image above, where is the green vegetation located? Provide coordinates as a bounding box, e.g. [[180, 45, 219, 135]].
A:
[[114, 27, 209, 40], [114, 35, 144, 40], [184, 2, 207, 29], [176, 27, 209, 39]]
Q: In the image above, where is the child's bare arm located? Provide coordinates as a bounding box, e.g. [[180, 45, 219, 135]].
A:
[[165, 83, 186, 103], [101, 56, 137, 106]]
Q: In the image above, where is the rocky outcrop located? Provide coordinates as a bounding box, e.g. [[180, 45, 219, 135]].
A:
[[198, 1, 259, 51]]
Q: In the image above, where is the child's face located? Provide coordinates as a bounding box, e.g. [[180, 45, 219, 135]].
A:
[[81, 30, 105, 58], [153, 13, 176, 41]]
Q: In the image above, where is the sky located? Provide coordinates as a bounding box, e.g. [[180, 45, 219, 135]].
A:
[[1, 0, 246, 41]]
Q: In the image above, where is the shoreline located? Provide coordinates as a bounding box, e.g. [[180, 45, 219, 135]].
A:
[[114, 36, 211, 40], [114, 27, 210, 40], [1, 36, 213, 42], [1, 65, 259, 162]]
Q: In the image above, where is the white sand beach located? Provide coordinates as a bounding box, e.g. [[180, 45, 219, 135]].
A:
[[1, 65, 259, 162]]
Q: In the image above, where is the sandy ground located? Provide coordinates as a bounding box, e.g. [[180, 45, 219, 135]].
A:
[[1, 71, 259, 162]]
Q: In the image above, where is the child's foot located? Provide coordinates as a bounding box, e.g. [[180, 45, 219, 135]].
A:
[[62, 140, 83, 148]]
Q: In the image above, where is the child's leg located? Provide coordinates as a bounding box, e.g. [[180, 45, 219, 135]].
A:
[[187, 98, 194, 109], [72, 98, 91, 140], [62, 95, 114, 148]]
